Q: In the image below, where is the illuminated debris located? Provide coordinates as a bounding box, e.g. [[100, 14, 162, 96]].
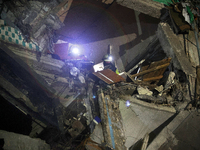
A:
[[126, 100, 130, 107]]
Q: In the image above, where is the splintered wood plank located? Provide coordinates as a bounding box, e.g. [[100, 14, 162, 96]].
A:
[[143, 75, 163, 82], [131, 58, 171, 82], [131, 63, 170, 78], [142, 58, 171, 80]]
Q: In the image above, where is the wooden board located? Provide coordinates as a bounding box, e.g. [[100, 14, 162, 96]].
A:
[[93, 69, 125, 84], [132, 58, 171, 82], [143, 58, 171, 80]]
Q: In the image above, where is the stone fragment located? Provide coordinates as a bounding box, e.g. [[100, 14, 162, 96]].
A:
[[165, 72, 175, 89], [155, 85, 164, 93], [137, 85, 153, 96]]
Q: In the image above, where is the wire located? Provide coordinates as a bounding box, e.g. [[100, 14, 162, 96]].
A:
[[186, 38, 198, 47]]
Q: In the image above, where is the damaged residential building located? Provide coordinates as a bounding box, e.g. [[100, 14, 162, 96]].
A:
[[1, 0, 200, 149]]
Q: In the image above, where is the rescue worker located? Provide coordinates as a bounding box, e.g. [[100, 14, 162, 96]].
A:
[[103, 54, 119, 74]]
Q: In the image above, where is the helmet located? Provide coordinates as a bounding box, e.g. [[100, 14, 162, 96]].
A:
[[103, 54, 112, 62]]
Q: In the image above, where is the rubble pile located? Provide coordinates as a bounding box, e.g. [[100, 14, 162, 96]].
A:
[[99, 68, 189, 111], [2, 0, 200, 150], [0, 37, 196, 150]]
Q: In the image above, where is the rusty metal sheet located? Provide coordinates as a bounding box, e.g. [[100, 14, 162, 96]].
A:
[[93, 69, 125, 84]]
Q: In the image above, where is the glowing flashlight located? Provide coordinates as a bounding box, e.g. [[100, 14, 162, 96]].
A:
[[126, 100, 130, 107], [108, 56, 112, 61], [71, 46, 79, 55]]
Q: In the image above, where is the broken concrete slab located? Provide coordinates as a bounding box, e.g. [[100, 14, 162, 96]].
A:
[[137, 85, 153, 96], [7, 44, 65, 69], [90, 123, 104, 144], [146, 110, 191, 150], [116, 0, 164, 19], [178, 31, 200, 67], [157, 23, 196, 78], [159, 111, 200, 150], [136, 94, 165, 104], [120, 100, 151, 148], [119, 96, 175, 149], [122, 95, 176, 113], [0, 42, 62, 127], [0, 130, 50, 150], [3, 42, 66, 84], [35, 70, 69, 85]]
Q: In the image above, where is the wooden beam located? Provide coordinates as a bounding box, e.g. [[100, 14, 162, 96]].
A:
[[143, 75, 163, 82], [131, 63, 170, 78]]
